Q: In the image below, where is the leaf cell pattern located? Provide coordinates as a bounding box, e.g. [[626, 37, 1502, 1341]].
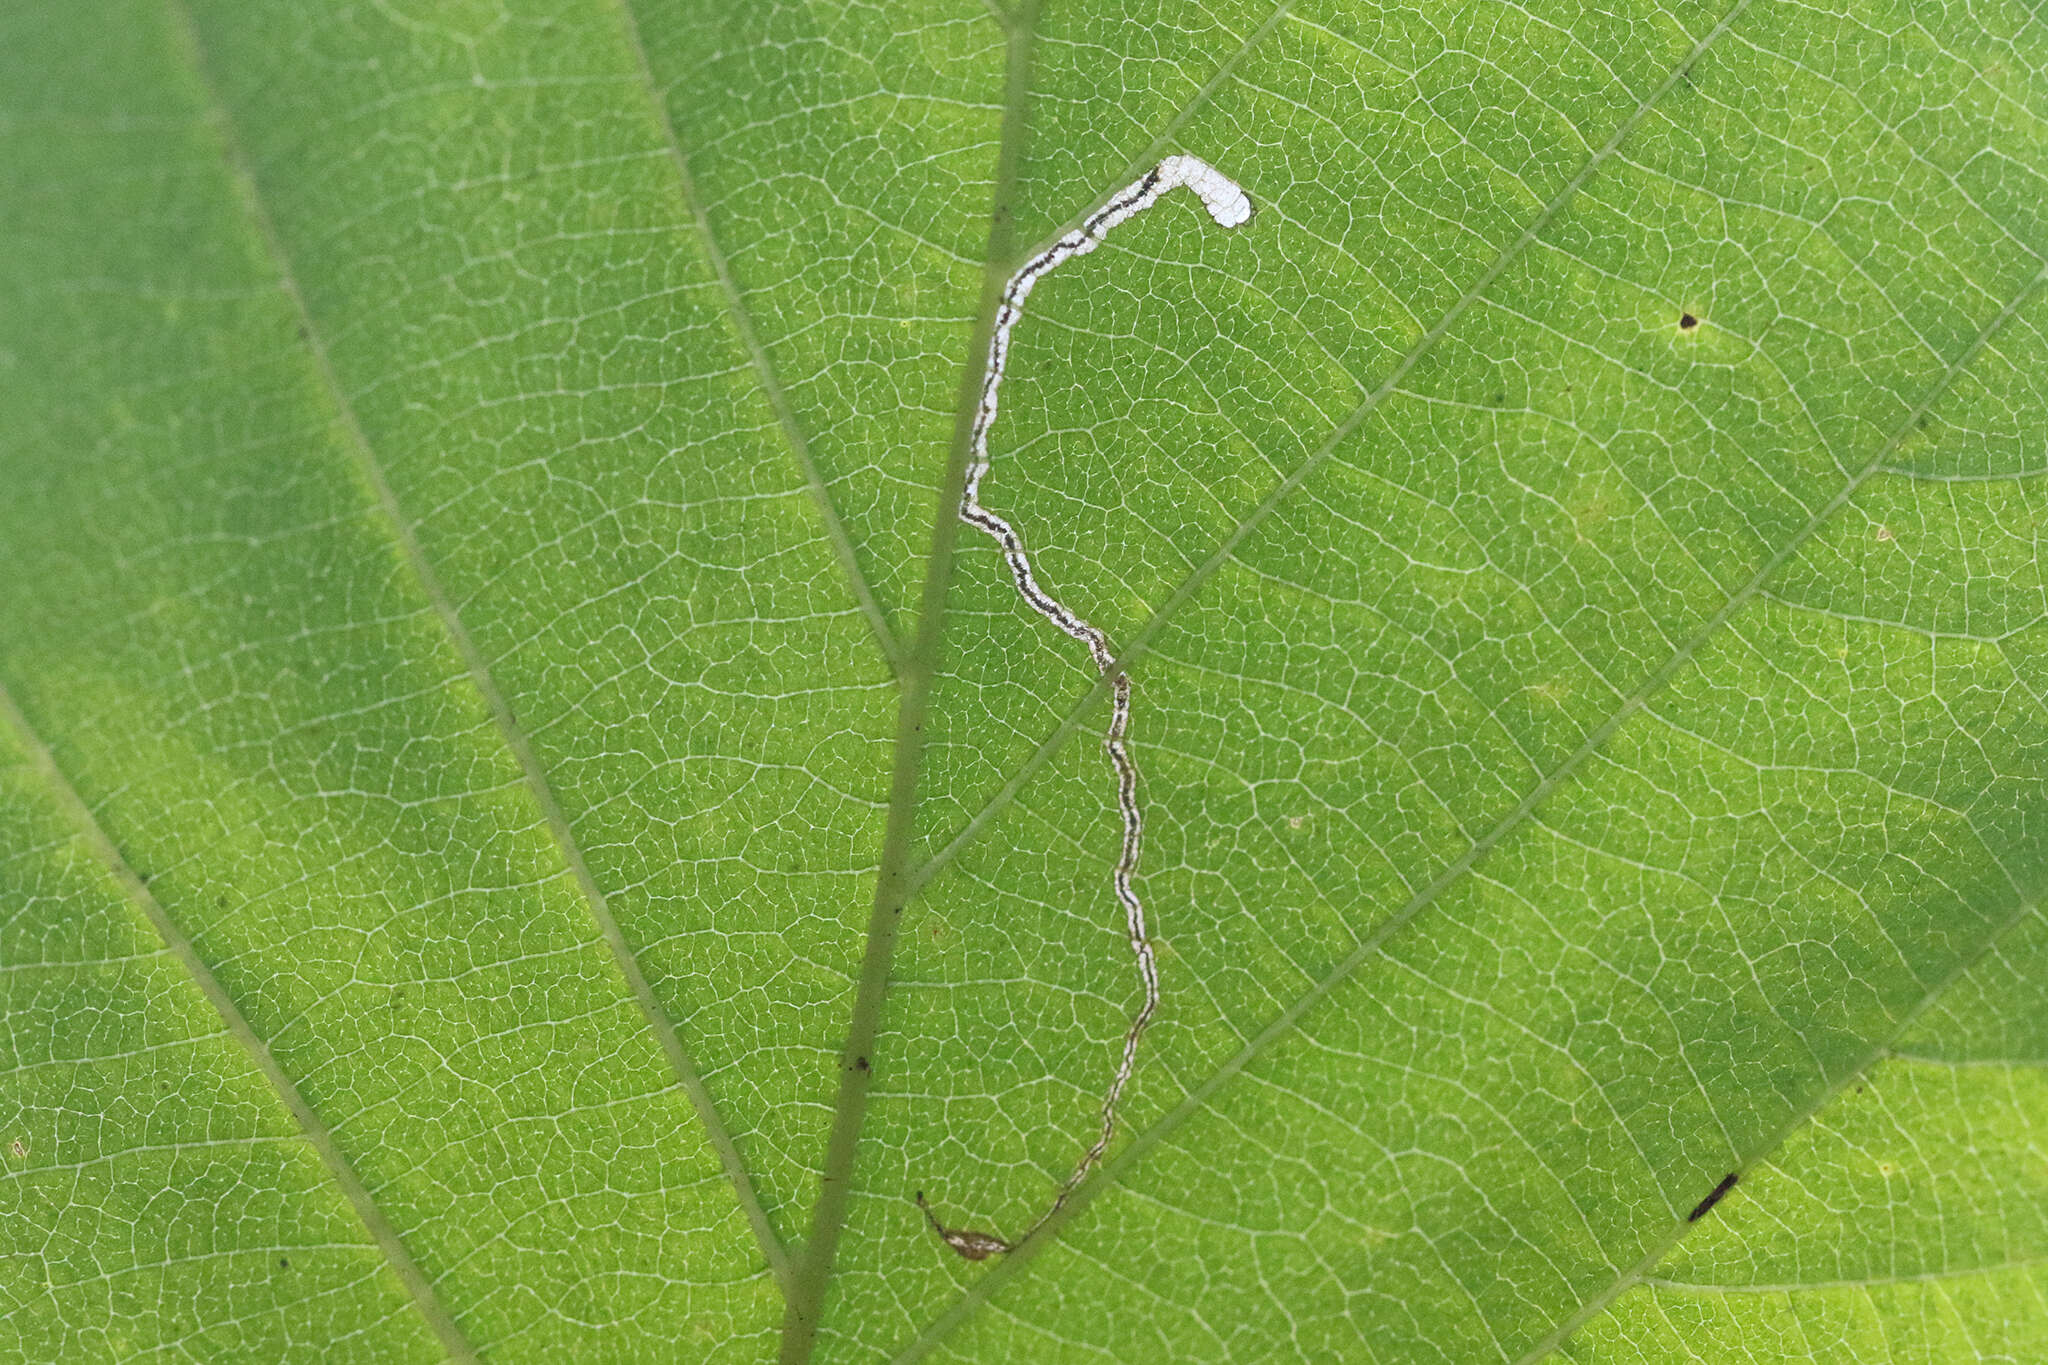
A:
[[2, 1, 2045, 1362]]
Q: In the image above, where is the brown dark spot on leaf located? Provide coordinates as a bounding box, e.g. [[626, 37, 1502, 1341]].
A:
[[1679, 313, 1699, 330], [1687, 1171, 1738, 1221]]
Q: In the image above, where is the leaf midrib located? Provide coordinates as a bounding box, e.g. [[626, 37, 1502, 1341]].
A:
[[775, 7, 1049, 1360]]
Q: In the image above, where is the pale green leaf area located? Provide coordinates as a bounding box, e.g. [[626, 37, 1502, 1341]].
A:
[[1, 0, 2044, 1360]]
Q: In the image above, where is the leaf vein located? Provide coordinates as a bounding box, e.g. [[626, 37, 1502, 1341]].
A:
[[0, 682, 483, 1364], [888, 7, 2048, 1357], [610, 0, 910, 677], [163, 0, 794, 1293]]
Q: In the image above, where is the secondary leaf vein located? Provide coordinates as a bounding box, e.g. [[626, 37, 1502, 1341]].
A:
[[611, 0, 910, 677], [163, 0, 793, 1293], [0, 683, 483, 1365]]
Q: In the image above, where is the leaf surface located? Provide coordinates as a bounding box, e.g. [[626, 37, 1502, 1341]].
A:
[[2, 1, 2045, 1361]]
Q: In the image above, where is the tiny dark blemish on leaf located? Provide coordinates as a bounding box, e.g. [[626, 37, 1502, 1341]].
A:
[[278, 1256, 290, 1269], [853, 1055, 869, 1073], [1688, 1171, 1739, 1222], [1679, 313, 1699, 330], [9, 1139, 25, 1160], [1916, 414, 1930, 430], [1875, 526, 1894, 543], [1494, 391, 1506, 405]]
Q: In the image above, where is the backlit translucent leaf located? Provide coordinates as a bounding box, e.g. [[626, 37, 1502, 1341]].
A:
[[2, 1, 2043, 1361]]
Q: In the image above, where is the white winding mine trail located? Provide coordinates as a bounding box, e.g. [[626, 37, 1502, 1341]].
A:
[[922, 155, 1253, 1260]]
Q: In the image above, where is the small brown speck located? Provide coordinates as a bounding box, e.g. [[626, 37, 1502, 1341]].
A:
[[1687, 1171, 1738, 1221], [9, 1139, 26, 1160], [1875, 525, 1894, 542], [853, 1056, 870, 1073], [1679, 313, 1700, 330]]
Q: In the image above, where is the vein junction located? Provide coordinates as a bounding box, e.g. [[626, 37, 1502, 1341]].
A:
[[921, 155, 1252, 1259]]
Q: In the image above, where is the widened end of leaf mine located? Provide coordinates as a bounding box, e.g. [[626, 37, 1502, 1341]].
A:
[[916, 1191, 1013, 1261]]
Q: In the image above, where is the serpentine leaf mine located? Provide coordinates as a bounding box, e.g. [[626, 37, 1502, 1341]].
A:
[[922, 154, 1253, 1259]]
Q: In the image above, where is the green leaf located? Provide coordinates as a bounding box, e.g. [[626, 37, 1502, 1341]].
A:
[[3, 1, 2044, 1362]]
